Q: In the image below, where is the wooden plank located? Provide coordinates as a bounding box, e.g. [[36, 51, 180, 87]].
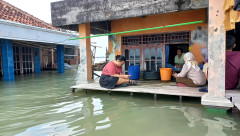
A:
[[71, 82, 206, 97]]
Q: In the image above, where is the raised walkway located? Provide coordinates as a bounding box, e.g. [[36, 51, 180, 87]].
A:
[[71, 81, 240, 110]]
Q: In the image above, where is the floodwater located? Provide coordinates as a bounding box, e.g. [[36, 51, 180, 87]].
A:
[[0, 70, 240, 136]]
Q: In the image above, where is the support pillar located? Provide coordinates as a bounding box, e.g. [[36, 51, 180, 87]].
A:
[[79, 23, 92, 82], [33, 48, 41, 73], [57, 45, 64, 73], [51, 49, 54, 68], [1, 39, 15, 81], [201, 0, 233, 109]]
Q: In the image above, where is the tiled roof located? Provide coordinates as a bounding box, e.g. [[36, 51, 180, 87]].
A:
[[0, 0, 60, 31]]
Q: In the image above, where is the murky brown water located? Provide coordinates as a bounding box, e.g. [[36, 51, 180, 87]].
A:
[[0, 70, 240, 136]]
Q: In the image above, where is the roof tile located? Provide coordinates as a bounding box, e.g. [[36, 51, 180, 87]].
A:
[[0, 0, 61, 31]]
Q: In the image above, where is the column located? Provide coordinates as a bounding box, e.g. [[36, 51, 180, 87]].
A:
[[33, 48, 41, 73], [79, 23, 92, 82], [201, 0, 233, 109], [51, 49, 54, 68], [57, 45, 64, 73], [1, 39, 15, 81]]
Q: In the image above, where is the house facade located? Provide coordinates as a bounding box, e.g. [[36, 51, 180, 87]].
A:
[[51, 0, 240, 109]]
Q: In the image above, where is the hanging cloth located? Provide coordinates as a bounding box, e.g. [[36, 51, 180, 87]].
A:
[[224, 0, 240, 30]]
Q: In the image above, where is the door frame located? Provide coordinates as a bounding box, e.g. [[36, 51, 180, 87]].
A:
[[122, 43, 165, 73], [142, 43, 165, 71]]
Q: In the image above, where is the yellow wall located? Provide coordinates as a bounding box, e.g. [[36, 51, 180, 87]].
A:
[[109, 9, 207, 63]]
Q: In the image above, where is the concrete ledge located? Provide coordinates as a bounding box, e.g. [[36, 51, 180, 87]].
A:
[[51, 0, 208, 27], [201, 94, 234, 110]]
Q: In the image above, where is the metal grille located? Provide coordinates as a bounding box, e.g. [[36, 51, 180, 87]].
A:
[[143, 34, 164, 44], [123, 31, 190, 45], [0, 43, 2, 76], [13, 45, 21, 75], [22, 47, 33, 74], [122, 36, 142, 45], [165, 32, 190, 44]]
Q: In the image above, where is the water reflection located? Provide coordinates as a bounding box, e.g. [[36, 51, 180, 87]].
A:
[[92, 98, 104, 116], [202, 117, 237, 136], [169, 106, 202, 128], [168, 105, 238, 136]]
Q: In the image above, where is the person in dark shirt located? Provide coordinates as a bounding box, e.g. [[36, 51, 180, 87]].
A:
[[226, 35, 240, 90]]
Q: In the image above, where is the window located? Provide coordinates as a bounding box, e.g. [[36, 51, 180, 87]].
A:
[[64, 48, 75, 59], [143, 34, 164, 44], [22, 47, 33, 74], [135, 49, 140, 65], [124, 48, 141, 71], [144, 48, 150, 71], [144, 47, 163, 71], [130, 49, 134, 65], [165, 32, 190, 43], [13, 46, 21, 75], [157, 48, 162, 70], [0, 43, 2, 76], [122, 36, 142, 45]]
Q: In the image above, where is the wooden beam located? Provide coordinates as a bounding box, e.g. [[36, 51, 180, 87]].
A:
[[79, 23, 92, 81]]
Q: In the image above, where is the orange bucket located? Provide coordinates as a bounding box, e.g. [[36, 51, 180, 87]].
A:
[[160, 68, 172, 81]]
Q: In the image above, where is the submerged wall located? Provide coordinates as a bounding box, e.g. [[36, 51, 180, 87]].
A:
[[109, 9, 208, 63]]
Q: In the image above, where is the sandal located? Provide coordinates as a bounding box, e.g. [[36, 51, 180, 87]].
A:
[[129, 79, 137, 85]]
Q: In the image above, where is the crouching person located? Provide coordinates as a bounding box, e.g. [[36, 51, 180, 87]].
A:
[[99, 55, 137, 89], [172, 52, 206, 87]]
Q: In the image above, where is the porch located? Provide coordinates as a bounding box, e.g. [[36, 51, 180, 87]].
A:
[[71, 81, 205, 98], [71, 81, 240, 110]]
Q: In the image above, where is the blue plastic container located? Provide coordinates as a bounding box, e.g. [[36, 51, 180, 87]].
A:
[[128, 65, 140, 80]]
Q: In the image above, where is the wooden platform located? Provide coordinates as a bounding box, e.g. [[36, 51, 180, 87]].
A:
[[71, 81, 206, 98], [71, 81, 240, 110]]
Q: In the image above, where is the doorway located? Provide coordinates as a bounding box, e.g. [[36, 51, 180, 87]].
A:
[[168, 44, 189, 66], [122, 31, 190, 74], [122, 44, 165, 73]]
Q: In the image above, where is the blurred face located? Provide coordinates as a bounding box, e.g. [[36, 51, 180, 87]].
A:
[[177, 49, 182, 56], [116, 60, 125, 67]]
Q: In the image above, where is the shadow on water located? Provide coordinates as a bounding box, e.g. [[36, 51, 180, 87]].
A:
[[0, 70, 239, 136]]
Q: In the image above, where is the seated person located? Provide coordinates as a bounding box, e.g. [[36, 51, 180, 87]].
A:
[[201, 48, 208, 80], [99, 55, 137, 89], [225, 35, 240, 90], [174, 48, 185, 68], [202, 62, 208, 81], [172, 52, 206, 87]]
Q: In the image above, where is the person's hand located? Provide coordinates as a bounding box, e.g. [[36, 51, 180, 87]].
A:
[[175, 64, 180, 68], [172, 73, 177, 78], [124, 75, 131, 79]]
